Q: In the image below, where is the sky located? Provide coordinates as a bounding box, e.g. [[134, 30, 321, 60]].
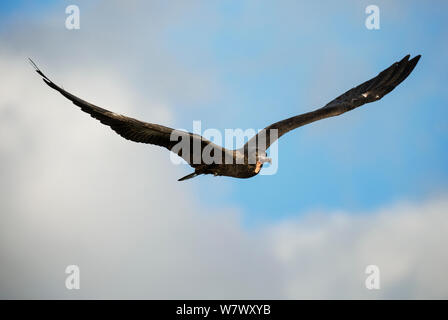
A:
[[0, 0, 447, 299]]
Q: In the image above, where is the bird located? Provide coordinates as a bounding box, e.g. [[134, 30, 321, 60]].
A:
[[30, 54, 421, 181]]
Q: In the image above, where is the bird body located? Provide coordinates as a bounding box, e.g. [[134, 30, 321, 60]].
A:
[[30, 54, 421, 181], [178, 148, 265, 181]]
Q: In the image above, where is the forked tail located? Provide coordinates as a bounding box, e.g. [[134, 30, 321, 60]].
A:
[[178, 172, 201, 182]]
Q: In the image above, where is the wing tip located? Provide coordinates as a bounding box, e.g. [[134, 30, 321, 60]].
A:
[[400, 54, 421, 65], [406, 54, 422, 74], [28, 57, 38, 70], [28, 58, 52, 82], [411, 54, 422, 64], [390, 54, 421, 88], [28, 58, 63, 92]]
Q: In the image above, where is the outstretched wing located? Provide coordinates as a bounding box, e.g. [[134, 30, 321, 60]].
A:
[[30, 59, 224, 165], [245, 54, 421, 151]]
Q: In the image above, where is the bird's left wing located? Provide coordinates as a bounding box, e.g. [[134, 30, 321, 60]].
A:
[[29, 59, 223, 165], [245, 54, 421, 151]]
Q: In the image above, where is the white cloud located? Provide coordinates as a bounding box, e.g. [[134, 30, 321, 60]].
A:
[[0, 51, 282, 299], [269, 197, 448, 299]]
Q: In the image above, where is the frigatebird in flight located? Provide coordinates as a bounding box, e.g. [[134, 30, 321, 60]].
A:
[[30, 54, 420, 181]]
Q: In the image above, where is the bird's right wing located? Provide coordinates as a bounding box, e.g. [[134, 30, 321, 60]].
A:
[[245, 54, 421, 151], [30, 59, 224, 165]]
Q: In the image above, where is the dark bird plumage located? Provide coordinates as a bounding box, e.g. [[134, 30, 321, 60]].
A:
[[30, 55, 421, 181]]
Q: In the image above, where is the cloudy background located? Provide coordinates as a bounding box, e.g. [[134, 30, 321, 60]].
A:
[[1, 0, 447, 299]]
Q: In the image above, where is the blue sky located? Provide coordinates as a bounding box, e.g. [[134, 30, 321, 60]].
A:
[[167, 1, 448, 224], [1, 0, 447, 225]]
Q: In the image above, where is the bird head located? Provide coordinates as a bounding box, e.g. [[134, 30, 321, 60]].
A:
[[254, 152, 272, 174], [257, 152, 272, 165]]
